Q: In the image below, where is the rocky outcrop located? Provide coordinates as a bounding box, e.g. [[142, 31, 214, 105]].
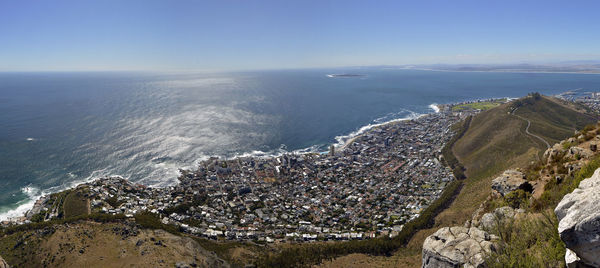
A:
[[564, 161, 584, 177], [555, 167, 600, 267], [0, 255, 9, 268], [422, 226, 497, 268], [565, 249, 582, 268], [565, 146, 592, 160], [491, 170, 532, 196], [544, 138, 597, 163], [478, 206, 524, 231], [544, 143, 565, 163]]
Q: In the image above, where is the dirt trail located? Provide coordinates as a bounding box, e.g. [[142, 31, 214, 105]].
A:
[[512, 108, 551, 149]]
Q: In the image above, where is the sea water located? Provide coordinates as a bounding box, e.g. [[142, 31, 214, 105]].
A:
[[2, 68, 600, 220]]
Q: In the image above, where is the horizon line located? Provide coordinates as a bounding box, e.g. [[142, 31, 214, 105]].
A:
[[2, 60, 600, 73]]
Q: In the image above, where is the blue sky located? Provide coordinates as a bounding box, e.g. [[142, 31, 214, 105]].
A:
[[1, 0, 599, 71]]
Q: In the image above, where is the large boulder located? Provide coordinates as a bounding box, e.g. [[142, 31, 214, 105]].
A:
[[544, 143, 565, 163], [0, 255, 9, 268], [565, 146, 592, 160], [555, 168, 600, 267], [478, 206, 524, 231], [422, 226, 497, 268], [491, 170, 532, 196]]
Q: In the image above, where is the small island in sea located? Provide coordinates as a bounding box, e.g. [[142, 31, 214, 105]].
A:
[[326, 73, 365, 78]]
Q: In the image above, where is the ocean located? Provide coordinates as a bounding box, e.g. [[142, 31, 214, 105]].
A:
[[2, 68, 600, 220]]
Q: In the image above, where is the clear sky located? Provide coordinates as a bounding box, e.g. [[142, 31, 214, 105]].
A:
[[1, 0, 600, 71]]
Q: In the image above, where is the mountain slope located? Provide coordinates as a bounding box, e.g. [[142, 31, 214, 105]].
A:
[[1, 94, 596, 268], [321, 94, 597, 267], [436, 94, 596, 230], [0, 221, 229, 268]]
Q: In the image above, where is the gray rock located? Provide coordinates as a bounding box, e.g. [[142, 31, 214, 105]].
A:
[[0, 255, 9, 268], [566, 146, 592, 160], [544, 144, 564, 163], [422, 226, 497, 268], [555, 167, 600, 267], [565, 248, 581, 268], [478, 206, 524, 231], [175, 262, 190, 268], [491, 170, 532, 196]]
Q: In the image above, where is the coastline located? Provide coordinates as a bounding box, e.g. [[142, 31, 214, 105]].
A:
[[1, 100, 480, 224], [408, 67, 600, 75]]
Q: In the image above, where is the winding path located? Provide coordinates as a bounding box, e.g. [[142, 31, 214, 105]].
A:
[[512, 108, 550, 149]]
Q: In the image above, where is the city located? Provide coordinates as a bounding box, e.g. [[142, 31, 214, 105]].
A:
[[7, 104, 487, 243]]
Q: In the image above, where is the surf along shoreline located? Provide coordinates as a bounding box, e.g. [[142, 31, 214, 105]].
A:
[[0, 99, 498, 224]]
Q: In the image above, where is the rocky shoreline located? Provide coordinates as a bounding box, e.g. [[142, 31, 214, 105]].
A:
[[3, 100, 498, 243]]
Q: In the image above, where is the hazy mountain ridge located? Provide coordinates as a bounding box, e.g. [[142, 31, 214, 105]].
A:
[[415, 63, 600, 74]]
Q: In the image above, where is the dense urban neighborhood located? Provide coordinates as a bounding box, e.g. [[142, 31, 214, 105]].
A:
[[5, 101, 493, 242], [557, 90, 600, 114]]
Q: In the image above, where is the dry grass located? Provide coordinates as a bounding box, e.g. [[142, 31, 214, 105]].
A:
[[63, 188, 90, 218], [0, 222, 227, 268], [321, 96, 595, 267]]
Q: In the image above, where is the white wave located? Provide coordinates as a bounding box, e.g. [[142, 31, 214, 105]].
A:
[[429, 103, 440, 113], [334, 111, 423, 149], [1, 102, 437, 221], [21, 185, 40, 197], [201, 110, 426, 164], [0, 186, 42, 221], [229, 143, 324, 160], [26, 137, 35, 141], [292, 144, 321, 154], [0, 198, 36, 221], [0, 168, 126, 222], [372, 109, 414, 124]]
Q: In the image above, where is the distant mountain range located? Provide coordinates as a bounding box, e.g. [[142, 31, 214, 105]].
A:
[[410, 62, 600, 74]]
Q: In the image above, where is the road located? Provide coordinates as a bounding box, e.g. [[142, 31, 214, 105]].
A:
[[512, 108, 551, 149]]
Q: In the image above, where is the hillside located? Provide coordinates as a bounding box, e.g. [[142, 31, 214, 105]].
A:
[[436, 95, 595, 227], [420, 109, 600, 266], [0, 221, 229, 268], [0, 94, 596, 268], [411, 95, 595, 265], [320, 94, 597, 267]]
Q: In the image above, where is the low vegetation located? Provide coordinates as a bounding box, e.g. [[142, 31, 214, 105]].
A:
[[312, 95, 595, 267], [105, 195, 125, 208], [63, 188, 89, 218], [2, 94, 596, 268], [484, 124, 600, 266], [0, 229, 46, 267], [486, 211, 565, 267], [535, 154, 600, 211], [134, 211, 181, 234], [451, 99, 506, 111], [442, 115, 471, 179], [132, 211, 261, 267], [0, 213, 126, 237]]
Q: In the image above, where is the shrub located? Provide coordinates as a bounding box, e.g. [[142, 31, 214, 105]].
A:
[[485, 211, 565, 267], [134, 212, 181, 234], [537, 155, 600, 211], [106, 196, 125, 208], [503, 190, 530, 209], [0, 213, 126, 236], [63, 190, 89, 218]]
